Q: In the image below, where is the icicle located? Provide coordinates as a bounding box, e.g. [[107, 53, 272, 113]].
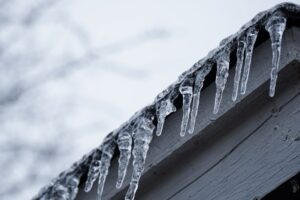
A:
[[65, 173, 82, 200], [50, 184, 69, 200], [240, 27, 259, 95], [265, 15, 286, 97], [47, 172, 82, 200], [97, 136, 116, 200], [116, 129, 133, 188], [33, 151, 94, 200], [232, 36, 246, 101], [179, 78, 194, 137], [32, 182, 55, 200], [125, 115, 155, 200], [188, 63, 212, 134], [84, 148, 102, 192], [155, 98, 176, 136], [214, 48, 230, 114]]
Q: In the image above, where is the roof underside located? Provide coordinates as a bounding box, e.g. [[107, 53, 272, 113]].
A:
[[77, 27, 300, 200], [33, 3, 300, 200]]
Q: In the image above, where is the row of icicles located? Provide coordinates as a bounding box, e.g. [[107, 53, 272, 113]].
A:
[[33, 14, 287, 200]]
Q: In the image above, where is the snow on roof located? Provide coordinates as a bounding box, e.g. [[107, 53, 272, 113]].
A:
[[33, 2, 300, 200]]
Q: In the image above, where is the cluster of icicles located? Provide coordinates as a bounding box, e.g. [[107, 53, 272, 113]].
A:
[[33, 8, 292, 200]]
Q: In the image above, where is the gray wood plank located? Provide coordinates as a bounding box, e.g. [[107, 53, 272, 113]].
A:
[[166, 65, 300, 200], [118, 59, 300, 200]]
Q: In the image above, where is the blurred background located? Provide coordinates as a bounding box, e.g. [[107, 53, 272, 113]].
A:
[[0, 0, 297, 199]]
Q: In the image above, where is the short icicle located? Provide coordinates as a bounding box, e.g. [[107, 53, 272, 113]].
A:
[[240, 26, 259, 95], [232, 36, 246, 102], [188, 62, 212, 134], [125, 114, 155, 200], [155, 98, 176, 136], [34, 152, 93, 200], [48, 171, 83, 200], [214, 48, 230, 114], [49, 182, 69, 200], [265, 15, 286, 97], [116, 127, 133, 188], [65, 173, 82, 200], [179, 77, 194, 137], [97, 135, 116, 200], [84, 148, 102, 192]]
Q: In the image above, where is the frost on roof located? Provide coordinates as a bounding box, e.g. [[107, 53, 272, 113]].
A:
[[33, 3, 300, 200]]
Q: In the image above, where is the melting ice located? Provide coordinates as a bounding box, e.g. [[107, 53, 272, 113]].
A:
[[179, 78, 194, 137], [214, 48, 230, 114], [125, 115, 155, 200], [97, 136, 116, 200], [188, 63, 212, 133], [116, 127, 133, 188], [240, 27, 259, 95], [265, 15, 286, 97], [232, 36, 246, 102], [156, 98, 176, 136], [32, 4, 297, 200], [85, 148, 102, 192]]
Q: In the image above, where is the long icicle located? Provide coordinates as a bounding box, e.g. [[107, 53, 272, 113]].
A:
[[116, 128, 133, 188], [97, 135, 116, 200], [240, 27, 258, 95], [84, 148, 102, 192], [232, 36, 246, 102], [214, 48, 230, 114], [155, 98, 176, 136], [188, 63, 212, 134], [125, 114, 155, 200], [265, 15, 286, 97], [179, 77, 194, 137]]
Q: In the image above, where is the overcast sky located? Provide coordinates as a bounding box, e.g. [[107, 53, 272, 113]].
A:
[[0, 0, 298, 199], [59, 0, 299, 149]]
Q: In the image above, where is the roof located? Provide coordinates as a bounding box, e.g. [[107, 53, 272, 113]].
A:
[[33, 2, 300, 200]]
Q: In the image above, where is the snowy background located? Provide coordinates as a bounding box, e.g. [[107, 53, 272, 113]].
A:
[[0, 0, 298, 199]]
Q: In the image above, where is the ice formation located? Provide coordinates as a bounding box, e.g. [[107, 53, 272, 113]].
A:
[[155, 98, 176, 136], [125, 113, 155, 200], [213, 48, 230, 114], [240, 27, 259, 95], [32, 151, 94, 200], [33, 3, 298, 200], [232, 36, 246, 101], [40, 172, 82, 200], [97, 135, 116, 200], [84, 148, 102, 192], [179, 77, 194, 137], [265, 15, 287, 97], [116, 126, 133, 188], [188, 62, 212, 133]]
